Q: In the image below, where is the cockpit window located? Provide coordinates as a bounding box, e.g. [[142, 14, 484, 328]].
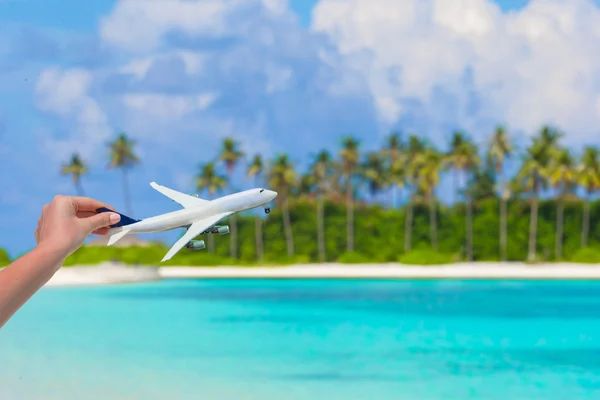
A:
[[260, 189, 264, 193]]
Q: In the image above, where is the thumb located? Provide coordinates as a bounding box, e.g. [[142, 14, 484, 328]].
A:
[[83, 211, 121, 232]]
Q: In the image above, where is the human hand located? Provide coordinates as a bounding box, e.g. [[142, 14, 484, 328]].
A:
[[34, 195, 121, 259]]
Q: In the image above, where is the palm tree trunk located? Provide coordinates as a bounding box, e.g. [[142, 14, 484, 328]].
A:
[[500, 195, 507, 261], [208, 232, 215, 253], [398, 187, 403, 208], [528, 190, 539, 262], [429, 191, 438, 251], [404, 191, 413, 253], [255, 216, 263, 262], [75, 178, 84, 197], [122, 168, 133, 217], [454, 169, 459, 208], [462, 170, 473, 262], [346, 177, 354, 252], [230, 214, 238, 259], [317, 191, 326, 262], [207, 193, 214, 253], [582, 195, 591, 248], [253, 175, 263, 262], [282, 196, 294, 257], [466, 194, 473, 262], [556, 193, 565, 260]]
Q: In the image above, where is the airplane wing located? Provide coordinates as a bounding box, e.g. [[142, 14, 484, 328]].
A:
[[161, 212, 233, 262], [150, 182, 209, 208]]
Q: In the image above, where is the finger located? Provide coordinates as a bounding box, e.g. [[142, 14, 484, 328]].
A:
[[91, 227, 110, 236], [69, 196, 114, 212], [82, 211, 121, 232], [42, 204, 48, 215], [76, 208, 119, 219], [76, 211, 97, 218]]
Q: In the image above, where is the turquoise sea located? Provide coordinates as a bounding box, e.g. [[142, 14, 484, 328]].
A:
[[2, 278, 600, 400]]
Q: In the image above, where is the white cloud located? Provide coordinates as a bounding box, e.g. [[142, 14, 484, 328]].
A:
[[119, 51, 206, 78], [260, 0, 288, 15], [118, 57, 154, 79], [264, 62, 293, 93], [34, 67, 111, 162], [312, 0, 600, 143], [99, 0, 247, 52], [40, 0, 600, 175], [35, 67, 93, 116], [122, 93, 217, 121]]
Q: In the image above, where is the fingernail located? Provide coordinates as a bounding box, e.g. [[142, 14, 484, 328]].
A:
[[110, 213, 121, 223]]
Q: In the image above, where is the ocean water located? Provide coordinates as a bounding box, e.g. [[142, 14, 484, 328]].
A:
[[2, 278, 600, 400]]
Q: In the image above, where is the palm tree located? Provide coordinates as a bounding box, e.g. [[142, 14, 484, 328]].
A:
[[196, 162, 227, 253], [467, 159, 497, 201], [311, 150, 334, 262], [382, 132, 403, 207], [298, 173, 316, 197], [577, 146, 600, 247], [538, 125, 562, 147], [447, 133, 481, 261], [362, 152, 388, 202], [107, 133, 139, 217], [414, 147, 444, 250], [60, 153, 87, 196], [447, 131, 468, 206], [218, 137, 244, 260], [247, 154, 265, 262], [488, 126, 513, 261], [404, 135, 426, 252], [548, 147, 576, 260], [267, 154, 296, 258], [516, 127, 560, 262], [389, 152, 407, 247], [339, 137, 360, 253]]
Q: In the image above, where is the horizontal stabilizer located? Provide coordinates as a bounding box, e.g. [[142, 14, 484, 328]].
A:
[[150, 182, 208, 208], [107, 230, 130, 246]]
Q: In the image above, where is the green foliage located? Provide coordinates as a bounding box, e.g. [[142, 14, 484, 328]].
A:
[[0, 248, 11, 267], [337, 251, 370, 264], [570, 247, 600, 264], [262, 254, 311, 265], [162, 251, 236, 267], [63, 246, 122, 266], [25, 196, 600, 267], [398, 248, 455, 265], [35, 126, 600, 268], [63, 244, 239, 267]]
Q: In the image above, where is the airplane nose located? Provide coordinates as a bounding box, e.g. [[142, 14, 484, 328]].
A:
[[267, 190, 277, 201]]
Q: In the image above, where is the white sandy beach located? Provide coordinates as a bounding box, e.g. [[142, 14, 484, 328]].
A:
[[43, 262, 162, 287], [38, 261, 600, 287]]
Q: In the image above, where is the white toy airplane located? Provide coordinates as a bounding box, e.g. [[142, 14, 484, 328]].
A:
[[96, 182, 277, 262]]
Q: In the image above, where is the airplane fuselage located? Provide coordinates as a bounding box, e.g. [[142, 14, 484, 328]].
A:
[[109, 188, 276, 235]]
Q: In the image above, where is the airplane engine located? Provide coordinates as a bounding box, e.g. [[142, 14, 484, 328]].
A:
[[211, 226, 230, 235], [185, 240, 206, 250]]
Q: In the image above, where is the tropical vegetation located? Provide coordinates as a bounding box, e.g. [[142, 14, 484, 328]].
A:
[[60, 153, 87, 196], [5, 125, 600, 266]]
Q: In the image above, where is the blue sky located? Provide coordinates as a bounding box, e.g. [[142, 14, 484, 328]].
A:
[[0, 0, 531, 29], [0, 0, 536, 29], [1, 0, 599, 258]]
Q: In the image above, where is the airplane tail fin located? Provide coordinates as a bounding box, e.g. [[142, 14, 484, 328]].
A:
[[96, 207, 141, 228], [95, 207, 139, 247], [107, 229, 131, 246]]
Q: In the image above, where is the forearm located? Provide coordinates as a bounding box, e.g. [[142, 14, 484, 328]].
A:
[[0, 245, 66, 328]]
